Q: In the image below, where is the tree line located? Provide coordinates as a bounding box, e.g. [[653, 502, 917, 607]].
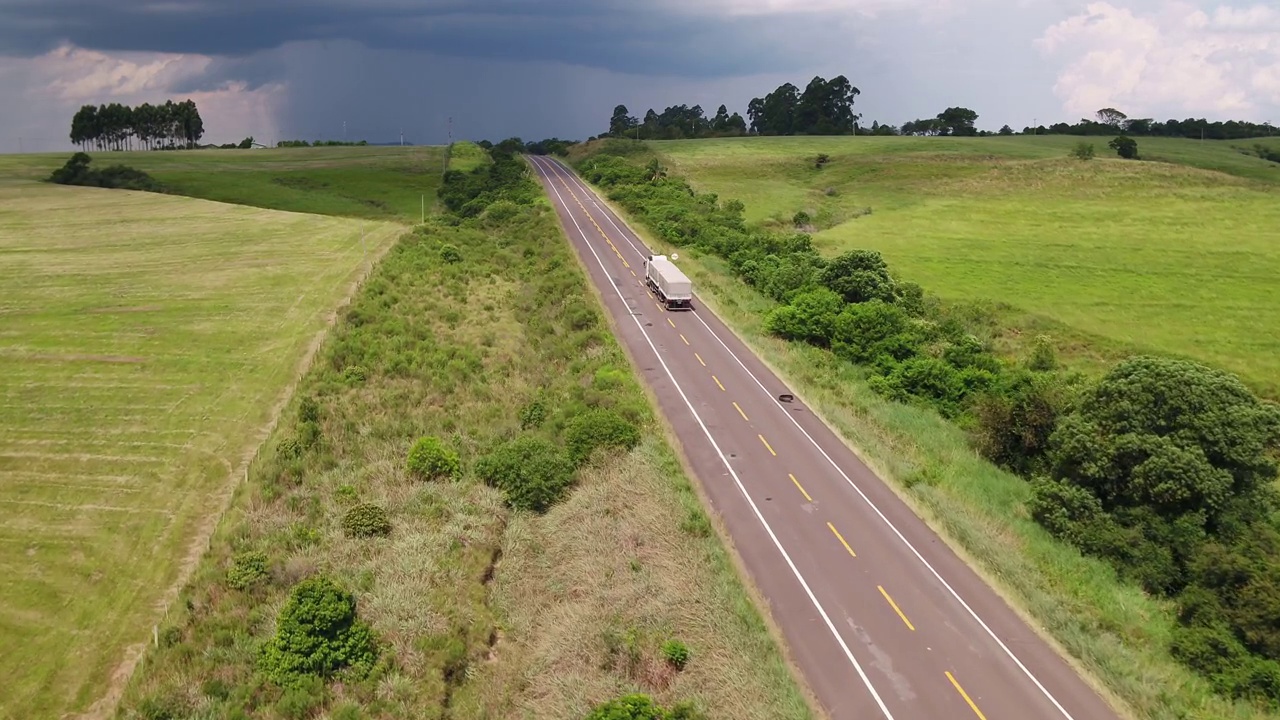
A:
[[69, 100, 205, 151], [602, 80, 1277, 141]]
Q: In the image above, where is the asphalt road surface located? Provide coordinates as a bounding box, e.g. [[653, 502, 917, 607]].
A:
[[526, 154, 1123, 720]]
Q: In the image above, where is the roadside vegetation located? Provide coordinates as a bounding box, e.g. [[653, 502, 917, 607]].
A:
[[566, 136, 1280, 720], [114, 140, 812, 720], [0, 175, 401, 720]]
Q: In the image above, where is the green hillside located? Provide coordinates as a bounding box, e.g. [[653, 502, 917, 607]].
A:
[[649, 135, 1280, 397]]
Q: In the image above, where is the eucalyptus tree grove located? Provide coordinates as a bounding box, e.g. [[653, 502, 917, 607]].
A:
[[69, 100, 205, 151]]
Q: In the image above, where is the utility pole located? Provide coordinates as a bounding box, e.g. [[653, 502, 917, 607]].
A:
[[400, 127, 404, 146], [343, 120, 346, 142]]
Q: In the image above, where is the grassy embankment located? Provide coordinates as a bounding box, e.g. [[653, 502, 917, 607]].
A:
[[0, 157, 407, 720], [108, 143, 812, 720], [650, 135, 1280, 399], [566, 135, 1280, 720]]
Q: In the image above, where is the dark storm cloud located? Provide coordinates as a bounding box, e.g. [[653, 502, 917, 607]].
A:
[[0, 0, 827, 78]]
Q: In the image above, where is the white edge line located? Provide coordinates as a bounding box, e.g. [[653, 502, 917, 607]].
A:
[[542, 156, 1080, 720], [530, 155, 897, 720]]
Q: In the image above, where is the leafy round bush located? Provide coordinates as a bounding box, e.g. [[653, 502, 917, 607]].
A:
[[259, 575, 378, 686], [585, 693, 706, 720], [227, 550, 270, 591], [341, 503, 392, 538], [440, 243, 462, 263], [406, 436, 460, 481], [475, 435, 576, 513], [565, 409, 641, 467], [661, 639, 690, 670]]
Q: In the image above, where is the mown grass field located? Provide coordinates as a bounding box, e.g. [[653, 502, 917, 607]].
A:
[[0, 145, 447, 221], [570, 137, 1280, 720], [650, 135, 1280, 397], [116, 160, 811, 719], [0, 176, 404, 719]]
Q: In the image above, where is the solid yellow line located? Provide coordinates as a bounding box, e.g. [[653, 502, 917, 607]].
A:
[[758, 434, 776, 456], [695, 352, 706, 366], [667, 317, 676, 328], [878, 586, 916, 631], [827, 522, 855, 557], [713, 375, 725, 391], [733, 401, 749, 421], [790, 474, 813, 503], [946, 671, 988, 720]]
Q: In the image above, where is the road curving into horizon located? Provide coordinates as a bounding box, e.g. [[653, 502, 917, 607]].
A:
[[525, 153, 1123, 720]]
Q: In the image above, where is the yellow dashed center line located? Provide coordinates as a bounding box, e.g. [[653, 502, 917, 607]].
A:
[[679, 333, 689, 345], [695, 353, 706, 367], [733, 401, 750, 422], [790, 473, 813, 503], [946, 672, 989, 720], [878, 586, 916, 631], [827, 522, 855, 557], [667, 318, 676, 328], [713, 375, 725, 391], [630, 269, 636, 276], [758, 434, 776, 456]]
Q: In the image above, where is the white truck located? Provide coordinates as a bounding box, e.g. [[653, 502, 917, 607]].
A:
[[643, 254, 693, 311]]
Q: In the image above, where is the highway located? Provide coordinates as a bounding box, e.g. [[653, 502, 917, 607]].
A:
[[525, 154, 1123, 720]]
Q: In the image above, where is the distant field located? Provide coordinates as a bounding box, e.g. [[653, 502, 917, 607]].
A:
[[652, 135, 1280, 396], [0, 145, 447, 221], [0, 179, 401, 719]]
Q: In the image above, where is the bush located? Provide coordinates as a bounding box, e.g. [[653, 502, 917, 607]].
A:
[[818, 249, 897, 304], [1070, 142, 1096, 160], [584, 693, 707, 720], [661, 639, 690, 670], [259, 575, 379, 687], [519, 397, 547, 429], [439, 244, 462, 263], [406, 436, 460, 481], [971, 370, 1071, 476], [227, 550, 270, 591], [764, 287, 843, 347], [792, 210, 811, 227], [1109, 134, 1139, 159], [565, 408, 642, 467], [341, 503, 392, 538], [475, 435, 577, 512]]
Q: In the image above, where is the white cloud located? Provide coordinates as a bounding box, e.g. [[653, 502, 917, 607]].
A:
[[1036, 1, 1280, 120], [0, 44, 284, 152]]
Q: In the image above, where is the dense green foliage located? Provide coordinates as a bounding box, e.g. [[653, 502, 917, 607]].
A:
[[584, 693, 707, 720], [259, 576, 379, 688], [48, 152, 164, 192], [565, 408, 643, 466], [1030, 356, 1280, 704], [474, 435, 578, 513], [437, 139, 541, 216], [405, 435, 460, 481], [340, 503, 392, 538], [570, 140, 1280, 705]]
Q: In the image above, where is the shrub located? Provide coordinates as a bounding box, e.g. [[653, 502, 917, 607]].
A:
[[565, 408, 642, 467], [661, 639, 690, 670], [818, 249, 897, 304], [971, 370, 1072, 476], [340, 364, 368, 385], [1109, 134, 1138, 159], [406, 436, 460, 481], [792, 210, 811, 227], [830, 300, 916, 365], [1026, 334, 1057, 371], [341, 503, 392, 538], [440, 244, 462, 263], [259, 575, 379, 687], [1070, 142, 1096, 160], [227, 550, 270, 591], [519, 397, 547, 429], [764, 287, 843, 347], [584, 693, 707, 720], [475, 435, 577, 512]]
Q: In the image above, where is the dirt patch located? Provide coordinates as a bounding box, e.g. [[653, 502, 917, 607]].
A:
[[86, 306, 162, 314], [28, 353, 146, 364]]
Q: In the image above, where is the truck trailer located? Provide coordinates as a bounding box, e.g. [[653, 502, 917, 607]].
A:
[[643, 254, 693, 310]]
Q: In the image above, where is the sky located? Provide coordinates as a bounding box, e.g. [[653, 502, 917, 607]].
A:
[[0, 0, 1278, 152]]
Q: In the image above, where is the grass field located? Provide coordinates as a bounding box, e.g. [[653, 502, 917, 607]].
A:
[[115, 178, 811, 719], [569, 137, 1280, 720], [650, 135, 1280, 397], [0, 177, 403, 719], [0, 145, 448, 221]]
